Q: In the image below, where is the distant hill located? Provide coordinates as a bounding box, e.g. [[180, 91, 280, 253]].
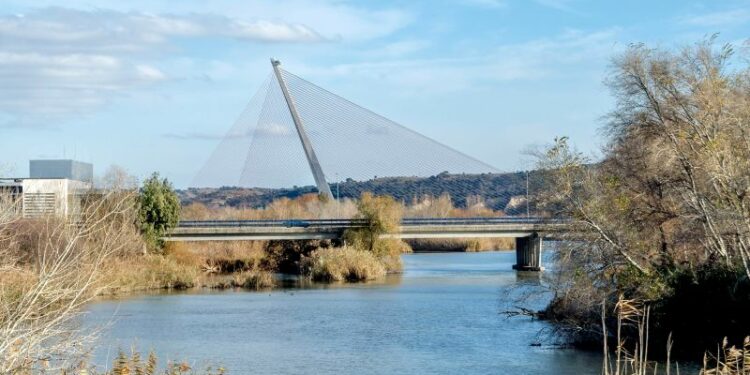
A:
[[178, 171, 542, 214]]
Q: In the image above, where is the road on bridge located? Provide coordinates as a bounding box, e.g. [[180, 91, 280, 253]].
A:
[[167, 217, 568, 241]]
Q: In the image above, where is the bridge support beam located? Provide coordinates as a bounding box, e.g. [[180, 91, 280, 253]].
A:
[[513, 232, 544, 272]]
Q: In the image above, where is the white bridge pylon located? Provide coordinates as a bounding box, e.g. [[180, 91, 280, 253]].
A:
[[270, 59, 334, 200]]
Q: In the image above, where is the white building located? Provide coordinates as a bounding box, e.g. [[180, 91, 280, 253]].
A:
[[0, 160, 93, 218]]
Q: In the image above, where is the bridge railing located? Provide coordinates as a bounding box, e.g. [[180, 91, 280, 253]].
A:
[[176, 217, 568, 228]]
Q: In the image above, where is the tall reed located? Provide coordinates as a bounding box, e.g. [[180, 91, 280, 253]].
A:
[[602, 296, 750, 375]]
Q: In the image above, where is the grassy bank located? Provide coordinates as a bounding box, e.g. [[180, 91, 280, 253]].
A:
[[98, 192, 416, 294], [98, 239, 290, 294]]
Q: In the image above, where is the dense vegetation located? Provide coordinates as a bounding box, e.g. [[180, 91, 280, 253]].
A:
[[0, 191, 146, 372], [536, 39, 750, 358], [178, 170, 539, 214]]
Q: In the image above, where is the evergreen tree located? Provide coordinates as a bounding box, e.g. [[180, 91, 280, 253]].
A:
[[138, 172, 180, 250]]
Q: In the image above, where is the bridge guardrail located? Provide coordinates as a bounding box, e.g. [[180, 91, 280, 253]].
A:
[[176, 217, 569, 228]]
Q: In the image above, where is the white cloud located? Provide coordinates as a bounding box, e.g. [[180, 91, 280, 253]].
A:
[[0, 7, 330, 126], [163, 123, 293, 141], [0, 3, 412, 127], [256, 123, 294, 137], [680, 9, 750, 27], [299, 28, 620, 93], [3, 1, 411, 42], [162, 131, 248, 140], [228, 20, 322, 42], [460, 0, 507, 9], [533, 0, 579, 13], [135, 65, 167, 81], [0, 52, 165, 120], [0, 8, 325, 53]]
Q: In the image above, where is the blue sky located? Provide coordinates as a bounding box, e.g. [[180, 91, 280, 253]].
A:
[[1, 0, 748, 187]]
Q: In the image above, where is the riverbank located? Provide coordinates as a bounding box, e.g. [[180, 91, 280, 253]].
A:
[[97, 238, 514, 295]]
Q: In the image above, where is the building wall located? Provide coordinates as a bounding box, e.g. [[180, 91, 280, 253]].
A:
[[21, 179, 92, 218], [30, 160, 93, 182]]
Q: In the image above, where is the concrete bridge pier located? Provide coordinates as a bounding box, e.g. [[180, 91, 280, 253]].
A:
[[513, 232, 544, 271]]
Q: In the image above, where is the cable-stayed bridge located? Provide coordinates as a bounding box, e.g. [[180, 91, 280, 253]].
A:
[[176, 59, 558, 271], [193, 59, 503, 198]]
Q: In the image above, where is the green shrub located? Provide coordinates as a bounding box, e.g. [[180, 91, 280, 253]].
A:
[[138, 172, 180, 251]]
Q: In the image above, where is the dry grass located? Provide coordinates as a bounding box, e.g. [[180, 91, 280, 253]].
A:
[[165, 241, 266, 273], [702, 338, 750, 375], [0, 192, 146, 373], [181, 194, 358, 220], [99, 255, 200, 294], [76, 348, 227, 374], [99, 241, 274, 294], [182, 192, 505, 221], [407, 238, 514, 252], [465, 238, 515, 252], [301, 247, 386, 282], [404, 193, 499, 218], [239, 270, 276, 290]]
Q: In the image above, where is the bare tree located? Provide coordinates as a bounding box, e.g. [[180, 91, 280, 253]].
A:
[[534, 39, 750, 348], [0, 191, 139, 373], [99, 164, 138, 191]]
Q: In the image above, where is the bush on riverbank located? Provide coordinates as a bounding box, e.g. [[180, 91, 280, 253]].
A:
[[534, 39, 750, 358], [239, 270, 276, 289], [296, 193, 411, 281], [341, 192, 411, 272], [301, 247, 386, 282], [261, 239, 337, 274], [138, 173, 180, 251]]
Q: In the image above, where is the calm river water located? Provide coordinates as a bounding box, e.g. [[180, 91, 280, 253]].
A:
[[85, 251, 601, 374]]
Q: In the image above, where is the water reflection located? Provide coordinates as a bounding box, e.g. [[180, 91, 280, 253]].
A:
[[84, 251, 601, 374], [275, 272, 405, 290]]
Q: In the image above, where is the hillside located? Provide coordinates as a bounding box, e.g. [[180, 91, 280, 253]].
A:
[[178, 171, 542, 213]]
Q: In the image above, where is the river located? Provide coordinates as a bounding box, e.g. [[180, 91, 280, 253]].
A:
[[84, 251, 601, 374]]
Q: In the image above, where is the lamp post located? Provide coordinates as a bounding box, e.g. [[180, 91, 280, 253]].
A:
[[526, 170, 530, 218], [335, 173, 340, 218]]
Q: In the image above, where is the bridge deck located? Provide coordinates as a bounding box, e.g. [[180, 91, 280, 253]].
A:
[[166, 217, 568, 241]]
